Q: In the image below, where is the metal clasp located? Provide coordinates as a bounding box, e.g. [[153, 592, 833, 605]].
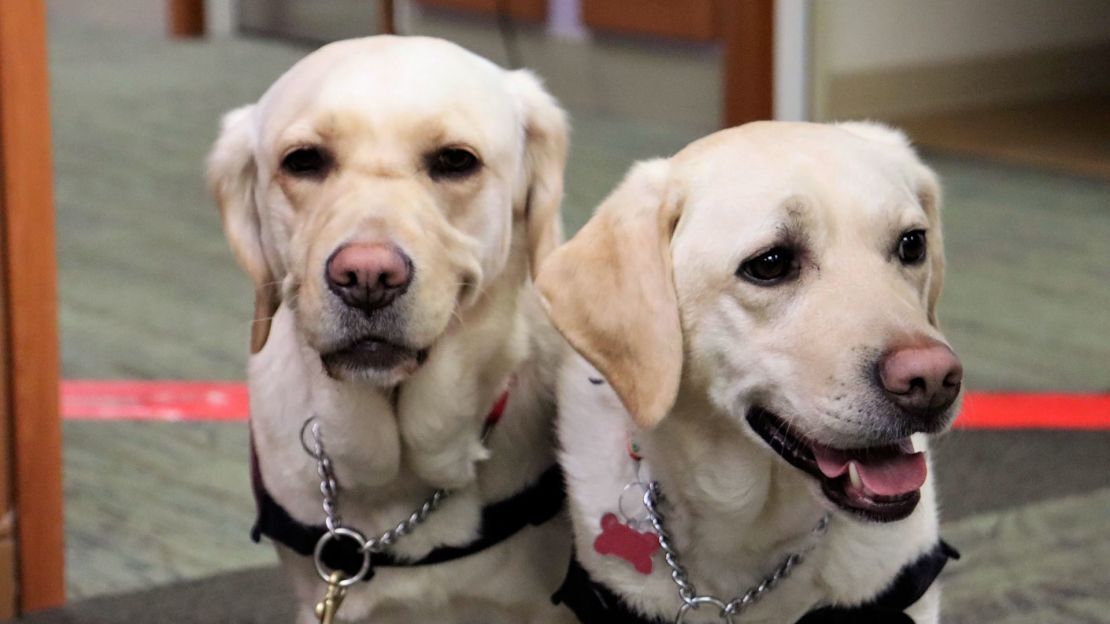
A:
[[315, 571, 348, 624], [675, 596, 735, 624], [313, 527, 372, 585], [311, 528, 372, 623]]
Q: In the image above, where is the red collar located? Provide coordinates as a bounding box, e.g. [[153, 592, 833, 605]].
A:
[[485, 389, 510, 427], [481, 381, 513, 440]]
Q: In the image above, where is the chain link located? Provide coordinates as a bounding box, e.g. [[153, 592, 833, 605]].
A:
[[301, 417, 452, 582], [361, 489, 449, 553], [643, 481, 829, 623]]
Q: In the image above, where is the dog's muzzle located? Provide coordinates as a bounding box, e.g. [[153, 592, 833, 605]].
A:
[[746, 407, 927, 522]]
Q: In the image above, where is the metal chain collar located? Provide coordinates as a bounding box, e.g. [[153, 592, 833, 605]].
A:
[[300, 417, 451, 587], [643, 481, 829, 624]]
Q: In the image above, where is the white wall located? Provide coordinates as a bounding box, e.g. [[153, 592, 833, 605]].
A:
[[775, 0, 811, 120], [822, 0, 1110, 72]]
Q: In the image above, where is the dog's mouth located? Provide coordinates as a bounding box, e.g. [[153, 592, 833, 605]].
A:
[[746, 407, 926, 523], [320, 336, 429, 378]]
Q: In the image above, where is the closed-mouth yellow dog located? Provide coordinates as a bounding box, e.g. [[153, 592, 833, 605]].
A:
[[208, 36, 574, 623]]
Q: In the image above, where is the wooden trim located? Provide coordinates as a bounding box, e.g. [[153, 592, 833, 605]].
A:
[[380, 0, 397, 35], [721, 0, 774, 127], [580, 0, 721, 42], [168, 0, 206, 37], [0, 536, 15, 619], [0, 130, 13, 620], [415, 0, 547, 23], [0, 0, 65, 613]]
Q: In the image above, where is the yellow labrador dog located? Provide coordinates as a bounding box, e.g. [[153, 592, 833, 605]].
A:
[[538, 122, 961, 624], [208, 37, 574, 623]]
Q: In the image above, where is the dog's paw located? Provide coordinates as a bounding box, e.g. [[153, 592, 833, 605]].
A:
[[409, 438, 490, 490]]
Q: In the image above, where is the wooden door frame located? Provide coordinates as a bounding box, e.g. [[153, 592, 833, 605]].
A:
[[0, 0, 66, 613], [721, 0, 775, 127], [168, 0, 206, 37]]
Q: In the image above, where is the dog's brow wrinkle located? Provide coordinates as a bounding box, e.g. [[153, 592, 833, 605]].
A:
[[782, 197, 808, 219], [774, 212, 812, 255]]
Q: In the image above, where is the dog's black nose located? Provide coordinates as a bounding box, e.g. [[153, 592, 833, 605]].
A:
[[325, 243, 413, 312], [878, 339, 962, 427]]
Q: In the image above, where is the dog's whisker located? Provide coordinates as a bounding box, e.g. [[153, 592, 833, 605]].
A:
[[450, 308, 467, 327]]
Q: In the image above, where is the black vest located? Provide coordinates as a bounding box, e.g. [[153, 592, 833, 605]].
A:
[[552, 541, 960, 624]]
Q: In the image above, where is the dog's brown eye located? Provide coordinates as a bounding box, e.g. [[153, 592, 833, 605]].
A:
[[739, 247, 797, 284], [281, 147, 332, 178], [897, 230, 927, 265], [429, 147, 480, 179]]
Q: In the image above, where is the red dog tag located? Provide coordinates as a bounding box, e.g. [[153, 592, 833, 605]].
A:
[[593, 513, 660, 574]]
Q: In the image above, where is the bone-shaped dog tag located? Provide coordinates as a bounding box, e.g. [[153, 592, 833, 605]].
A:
[[593, 512, 660, 574]]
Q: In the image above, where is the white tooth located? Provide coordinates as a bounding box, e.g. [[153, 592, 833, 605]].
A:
[[848, 462, 863, 489]]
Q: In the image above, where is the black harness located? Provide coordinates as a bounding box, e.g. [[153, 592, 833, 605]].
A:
[[249, 436, 566, 582], [552, 540, 959, 624]]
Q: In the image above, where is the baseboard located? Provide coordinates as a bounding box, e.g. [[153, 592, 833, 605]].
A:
[[819, 42, 1110, 120]]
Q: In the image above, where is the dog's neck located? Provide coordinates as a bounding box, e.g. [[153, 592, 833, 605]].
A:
[[638, 396, 828, 589], [249, 252, 561, 558]]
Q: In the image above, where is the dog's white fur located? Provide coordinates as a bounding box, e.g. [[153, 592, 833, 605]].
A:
[[538, 122, 957, 623], [208, 36, 574, 623]]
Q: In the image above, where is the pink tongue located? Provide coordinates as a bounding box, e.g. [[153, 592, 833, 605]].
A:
[[814, 447, 852, 479], [856, 453, 927, 496], [813, 445, 928, 497]]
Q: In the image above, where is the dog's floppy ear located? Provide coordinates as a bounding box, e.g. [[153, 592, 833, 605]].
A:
[[206, 104, 279, 353], [508, 70, 569, 278], [918, 169, 946, 327], [536, 160, 682, 429]]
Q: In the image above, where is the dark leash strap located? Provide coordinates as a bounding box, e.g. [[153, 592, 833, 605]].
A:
[[796, 541, 960, 624], [250, 434, 566, 582], [552, 556, 667, 624], [552, 540, 960, 624]]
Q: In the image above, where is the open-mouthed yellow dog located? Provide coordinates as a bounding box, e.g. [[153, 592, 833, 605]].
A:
[[539, 121, 961, 624]]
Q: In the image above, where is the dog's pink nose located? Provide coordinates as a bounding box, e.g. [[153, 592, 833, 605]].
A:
[[879, 339, 963, 421], [325, 243, 412, 312]]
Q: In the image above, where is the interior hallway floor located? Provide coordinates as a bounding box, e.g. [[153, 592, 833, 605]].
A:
[[22, 10, 1110, 624]]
